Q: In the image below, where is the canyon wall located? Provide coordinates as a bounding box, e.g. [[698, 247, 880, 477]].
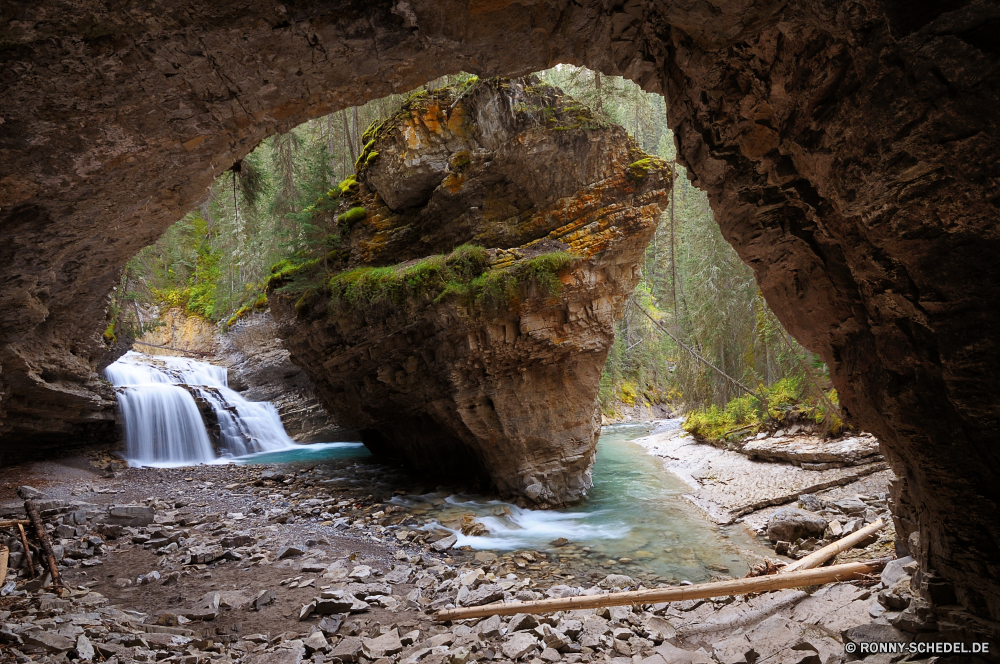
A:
[[1, 0, 998, 631], [269, 78, 670, 506]]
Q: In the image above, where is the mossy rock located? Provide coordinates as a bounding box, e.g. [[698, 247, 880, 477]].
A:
[[337, 206, 367, 233], [626, 157, 670, 183]]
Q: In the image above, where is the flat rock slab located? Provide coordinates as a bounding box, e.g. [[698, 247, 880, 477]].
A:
[[634, 427, 890, 523], [742, 434, 881, 466]]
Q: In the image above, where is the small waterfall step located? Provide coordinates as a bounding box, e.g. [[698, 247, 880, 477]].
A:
[[104, 351, 297, 467]]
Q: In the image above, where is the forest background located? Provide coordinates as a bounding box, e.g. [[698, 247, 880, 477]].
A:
[[107, 67, 841, 442]]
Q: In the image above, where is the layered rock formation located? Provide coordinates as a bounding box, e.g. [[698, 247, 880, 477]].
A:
[[1, 0, 999, 631], [270, 78, 670, 506]]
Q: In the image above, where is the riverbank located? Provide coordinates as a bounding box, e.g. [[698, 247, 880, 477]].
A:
[[631, 420, 894, 531], [0, 433, 957, 664]]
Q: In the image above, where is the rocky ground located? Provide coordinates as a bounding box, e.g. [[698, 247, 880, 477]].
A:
[[0, 433, 978, 664]]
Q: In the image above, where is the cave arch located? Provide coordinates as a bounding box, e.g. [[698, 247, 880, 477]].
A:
[[1, 0, 999, 632]]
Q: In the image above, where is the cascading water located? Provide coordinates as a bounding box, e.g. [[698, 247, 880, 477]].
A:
[[104, 351, 297, 466]]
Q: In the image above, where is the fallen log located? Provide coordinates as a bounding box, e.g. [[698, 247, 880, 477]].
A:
[[16, 523, 35, 579], [24, 500, 63, 589], [434, 559, 889, 621], [0, 519, 31, 528], [0, 545, 8, 586], [782, 518, 886, 573]]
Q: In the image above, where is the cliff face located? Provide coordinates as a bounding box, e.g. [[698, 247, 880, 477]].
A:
[[271, 78, 670, 507], [1, 0, 999, 630]]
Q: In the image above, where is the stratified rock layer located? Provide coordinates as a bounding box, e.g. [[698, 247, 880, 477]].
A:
[[0, 0, 998, 631], [271, 79, 670, 506]]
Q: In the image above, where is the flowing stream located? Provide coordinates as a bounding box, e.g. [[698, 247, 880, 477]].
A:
[[105, 351, 298, 466], [394, 422, 770, 582]]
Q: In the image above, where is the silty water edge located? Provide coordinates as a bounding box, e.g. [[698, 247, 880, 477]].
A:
[[394, 423, 773, 583]]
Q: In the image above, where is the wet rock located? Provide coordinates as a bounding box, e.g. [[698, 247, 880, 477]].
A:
[[767, 508, 828, 543], [502, 632, 540, 660], [431, 535, 457, 553]]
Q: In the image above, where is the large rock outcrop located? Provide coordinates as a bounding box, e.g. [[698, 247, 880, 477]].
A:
[[1, 0, 999, 631], [270, 78, 670, 506]]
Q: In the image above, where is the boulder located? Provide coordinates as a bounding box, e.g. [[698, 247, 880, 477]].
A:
[[767, 508, 828, 543], [271, 77, 670, 507]]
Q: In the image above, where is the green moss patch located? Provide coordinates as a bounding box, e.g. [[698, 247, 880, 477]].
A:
[[627, 157, 670, 182], [326, 245, 579, 318]]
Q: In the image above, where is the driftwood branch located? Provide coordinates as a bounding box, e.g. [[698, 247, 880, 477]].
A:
[[16, 523, 35, 579], [0, 519, 31, 528], [24, 500, 63, 589], [0, 545, 8, 586], [434, 559, 888, 621], [782, 518, 886, 573]]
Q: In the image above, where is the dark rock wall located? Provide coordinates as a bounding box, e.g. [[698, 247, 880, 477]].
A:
[[1, 0, 998, 628]]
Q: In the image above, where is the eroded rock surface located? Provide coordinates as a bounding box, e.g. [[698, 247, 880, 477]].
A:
[[271, 79, 670, 506]]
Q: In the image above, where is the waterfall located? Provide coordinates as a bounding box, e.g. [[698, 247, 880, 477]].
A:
[[104, 351, 297, 466]]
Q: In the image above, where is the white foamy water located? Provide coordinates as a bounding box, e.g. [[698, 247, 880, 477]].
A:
[[406, 495, 630, 551], [105, 351, 298, 466]]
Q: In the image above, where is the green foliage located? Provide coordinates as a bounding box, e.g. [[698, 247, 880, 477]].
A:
[[682, 377, 842, 442], [337, 206, 367, 232], [326, 246, 576, 318], [626, 157, 669, 182], [103, 322, 117, 345]]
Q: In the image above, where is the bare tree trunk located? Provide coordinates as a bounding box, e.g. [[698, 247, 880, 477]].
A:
[[352, 106, 360, 159], [327, 114, 336, 184], [342, 111, 357, 168], [595, 71, 604, 115]]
